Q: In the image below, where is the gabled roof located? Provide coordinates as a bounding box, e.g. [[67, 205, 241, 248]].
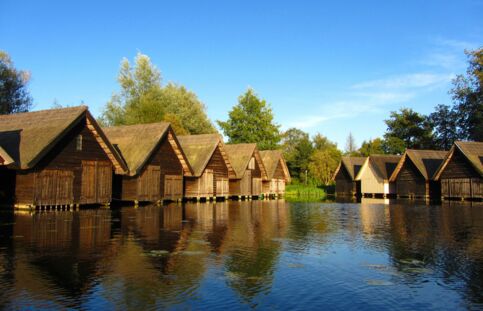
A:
[[332, 156, 367, 181], [0, 106, 127, 173], [434, 141, 483, 180], [259, 150, 291, 182], [355, 155, 401, 181], [224, 143, 268, 180], [103, 122, 193, 177], [389, 149, 447, 182], [0, 146, 14, 165], [178, 134, 235, 178]]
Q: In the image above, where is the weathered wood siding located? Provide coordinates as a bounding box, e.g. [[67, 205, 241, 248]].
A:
[[14, 119, 113, 206], [335, 165, 355, 195], [252, 178, 262, 196], [115, 130, 184, 202], [185, 169, 214, 198], [440, 148, 482, 199], [359, 164, 386, 194], [395, 158, 427, 197], [206, 146, 229, 197]]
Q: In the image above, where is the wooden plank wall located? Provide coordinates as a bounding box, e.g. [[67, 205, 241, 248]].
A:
[[14, 119, 113, 206], [395, 159, 427, 197], [440, 148, 482, 199]]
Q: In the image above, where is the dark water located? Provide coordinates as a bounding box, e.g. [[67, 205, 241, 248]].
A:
[[0, 199, 482, 310]]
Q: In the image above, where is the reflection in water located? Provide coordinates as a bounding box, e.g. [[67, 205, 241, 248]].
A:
[[0, 201, 482, 310]]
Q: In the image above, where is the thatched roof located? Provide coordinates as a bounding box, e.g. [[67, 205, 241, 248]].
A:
[[0, 106, 127, 173], [434, 141, 483, 180], [389, 149, 447, 182], [178, 134, 235, 177], [224, 143, 268, 179], [332, 156, 367, 181], [0, 146, 14, 165], [259, 150, 291, 182], [103, 122, 193, 177], [356, 155, 401, 181]]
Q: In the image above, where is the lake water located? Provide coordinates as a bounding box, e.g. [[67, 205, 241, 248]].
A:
[[0, 199, 482, 310]]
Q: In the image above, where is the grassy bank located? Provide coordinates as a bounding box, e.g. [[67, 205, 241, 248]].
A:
[[285, 184, 326, 201]]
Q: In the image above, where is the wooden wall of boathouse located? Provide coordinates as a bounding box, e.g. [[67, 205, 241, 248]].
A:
[[114, 130, 184, 202], [334, 165, 356, 196], [184, 145, 229, 198], [439, 148, 482, 200], [230, 156, 263, 197], [12, 119, 113, 207], [394, 158, 428, 198]]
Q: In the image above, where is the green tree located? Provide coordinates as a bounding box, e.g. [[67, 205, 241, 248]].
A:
[[429, 104, 458, 150], [0, 51, 32, 114], [217, 88, 281, 150], [358, 138, 385, 156], [100, 53, 215, 134], [450, 48, 483, 141], [308, 134, 341, 185], [280, 128, 314, 182], [382, 136, 406, 154], [383, 107, 434, 152]]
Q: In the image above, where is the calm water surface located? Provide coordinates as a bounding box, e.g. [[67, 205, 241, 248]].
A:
[[0, 199, 482, 310]]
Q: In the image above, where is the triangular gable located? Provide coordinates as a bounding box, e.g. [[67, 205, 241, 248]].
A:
[[260, 150, 291, 182], [104, 123, 193, 177], [390, 149, 447, 182], [225, 143, 268, 180], [332, 156, 367, 181], [178, 134, 235, 178], [434, 141, 483, 180], [0, 106, 127, 174]]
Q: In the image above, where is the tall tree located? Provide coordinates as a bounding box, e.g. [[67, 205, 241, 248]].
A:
[[358, 138, 385, 156], [308, 134, 341, 185], [344, 132, 358, 155], [383, 107, 434, 153], [429, 104, 459, 150], [217, 88, 281, 150], [450, 48, 483, 141], [0, 51, 32, 114], [281, 128, 313, 181], [100, 53, 215, 134]]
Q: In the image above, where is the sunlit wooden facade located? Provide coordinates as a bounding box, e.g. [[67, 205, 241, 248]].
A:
[[178, 134, 236, 200], [0, 106, 127, 208], [225, 143, 268, 198], [355, 155, 401, 197], [104, 123, 192, 203], [259, 150, 291, 196]]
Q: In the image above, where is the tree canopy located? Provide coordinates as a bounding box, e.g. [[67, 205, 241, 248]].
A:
[[383, 108, 434, 153], [0, 51, 32, 114], [217, 88, 281, 150], [100, 53, 216, 134]]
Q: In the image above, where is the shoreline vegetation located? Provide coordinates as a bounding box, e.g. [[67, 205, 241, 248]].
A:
[[285, 184, 327, 201]]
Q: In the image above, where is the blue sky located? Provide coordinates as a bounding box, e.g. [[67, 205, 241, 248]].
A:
[[1, 0, 482, 148]]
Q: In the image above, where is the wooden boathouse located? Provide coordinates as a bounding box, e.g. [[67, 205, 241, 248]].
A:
[[224, 143, 268, 199], [178, 134, 236, 200], [103, 123, 193, 203], [259, 150, 291, 197], [0, 106, 127, 209], [389, 149, 447, 199], [355, 155, 401, 198], [332, 156, 366, 197], [433, 141, 482, 201]]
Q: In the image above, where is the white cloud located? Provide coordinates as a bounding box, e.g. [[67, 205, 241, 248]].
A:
[[287, 91, 414, 129], [352, 73, 453, 90]]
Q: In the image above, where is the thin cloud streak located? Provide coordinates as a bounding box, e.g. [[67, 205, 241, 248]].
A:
[[352, 73, 454, 90]]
